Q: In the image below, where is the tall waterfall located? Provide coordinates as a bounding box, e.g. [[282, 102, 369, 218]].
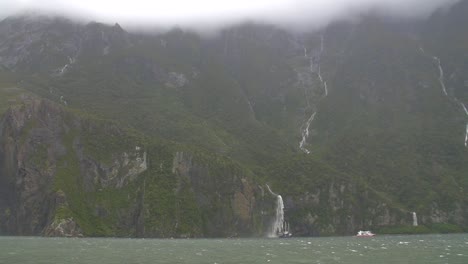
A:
[[433, 56, 468, 147], [412, 212, 418, 227], [299, 35, 328, 154], [266, 185, 285, 237], [420, 48, 468, 148]]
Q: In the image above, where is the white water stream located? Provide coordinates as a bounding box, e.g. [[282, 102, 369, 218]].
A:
[[299, 35, 328, 154], [455, 99, 468, 147], [266, 185, 285, 238], [433, 56, 468, 147], [412, 212, 418, 227], [433, 56, 448, 96], [420, 47, 468, 147], [299, 112, 316, 154], [57, 56, 75, 76]]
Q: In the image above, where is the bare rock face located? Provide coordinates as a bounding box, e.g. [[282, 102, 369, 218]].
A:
[[0, 15, 131, 74], [77, 144, 148, 191], [171, 151, 270, 237], [43, 218, 83, 237], [42, 190, 83, 237], [44, 218, 83, 237], [0, 97, 147, 236]]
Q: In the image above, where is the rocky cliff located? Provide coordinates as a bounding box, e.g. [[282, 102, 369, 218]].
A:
[[0, 96, 148, 236], [0, 97, 277, 237], [170, 151, 270, 237], [1, 2, 468, 237]]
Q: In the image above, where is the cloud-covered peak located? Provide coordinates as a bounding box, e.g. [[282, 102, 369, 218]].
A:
[[0, 0, 461, 32]]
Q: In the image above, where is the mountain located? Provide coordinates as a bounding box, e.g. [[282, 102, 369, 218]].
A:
[[0, 1, 467, 237]]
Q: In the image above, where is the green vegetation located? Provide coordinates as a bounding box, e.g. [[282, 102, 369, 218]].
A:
[[0, 71, 25, 114], [1, 8, 468, 237]]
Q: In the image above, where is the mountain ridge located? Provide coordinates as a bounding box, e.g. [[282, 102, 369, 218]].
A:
[[0, 1, 467, 237]]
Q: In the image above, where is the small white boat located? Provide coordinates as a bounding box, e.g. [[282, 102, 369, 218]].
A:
[[356, 230, 375, 237]]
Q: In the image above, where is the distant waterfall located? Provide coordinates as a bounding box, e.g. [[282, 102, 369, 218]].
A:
[[299, 35, 328, 154], [56, 56, 75, 76], [299, 112, 316, 154], [266, 185, 285, 238], [465, 124, 468, 147], [433, 56, 468, 147], [419, 48, 468, 148], [412, 212, 418, 227], [433, 56, 448, 96], [457, 102, 468, 147]]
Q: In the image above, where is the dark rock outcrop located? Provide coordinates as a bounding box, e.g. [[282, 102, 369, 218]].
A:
[[0, 97, 148, 236]]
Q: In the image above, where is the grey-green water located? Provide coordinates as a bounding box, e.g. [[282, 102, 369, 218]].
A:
[[1, 234, 467, 264]]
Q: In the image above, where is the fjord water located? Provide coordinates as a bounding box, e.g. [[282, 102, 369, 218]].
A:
[[1, 234, 467, 264]]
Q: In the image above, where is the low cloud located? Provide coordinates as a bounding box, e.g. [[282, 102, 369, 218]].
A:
[[0, 0, 461, 31]]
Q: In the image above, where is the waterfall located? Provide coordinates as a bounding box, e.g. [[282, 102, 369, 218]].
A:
[[299, 35, 328, 154], [434, 57, 468, 147], [299, 112, 316, 154], [271, 195, 285, 237], [421, 48, 468, 148], [57, 56, 75, 76], [465, 124, 468, 147], [266, 185, 285, 238], [412, 212, 418, 227], [433, 57, 448, 96], [456, 102, 468, 147]]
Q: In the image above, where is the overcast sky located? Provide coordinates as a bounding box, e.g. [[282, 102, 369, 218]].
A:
[[0, 0, 461, 31]]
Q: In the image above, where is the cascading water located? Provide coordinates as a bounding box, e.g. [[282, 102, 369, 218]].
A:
[[433, 57, 448, 96], [456, 101, 468, 147], [271, 195, 285, 237], [299, 35, 328, 154], [412, 212, 418, 227], [266, 185, 285, 238], [433, 56, 468, 147], [57, 56, 75, 76], [299, 113, 316, 154], [420, 47, 468, 148], [465, 124, 468, 147]]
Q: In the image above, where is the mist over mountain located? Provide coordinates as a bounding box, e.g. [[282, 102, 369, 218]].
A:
[[0, 0, 462, 32], [0, 0, 467, 238]]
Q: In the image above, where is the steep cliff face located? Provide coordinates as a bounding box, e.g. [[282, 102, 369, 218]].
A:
[[0, 97, 148, 236], [284, 181, 410, 236], [268, 155, 468, 236], [0, 97, 277, 237], [171, 151, 268, 237], [1, 3, 468, 237]]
